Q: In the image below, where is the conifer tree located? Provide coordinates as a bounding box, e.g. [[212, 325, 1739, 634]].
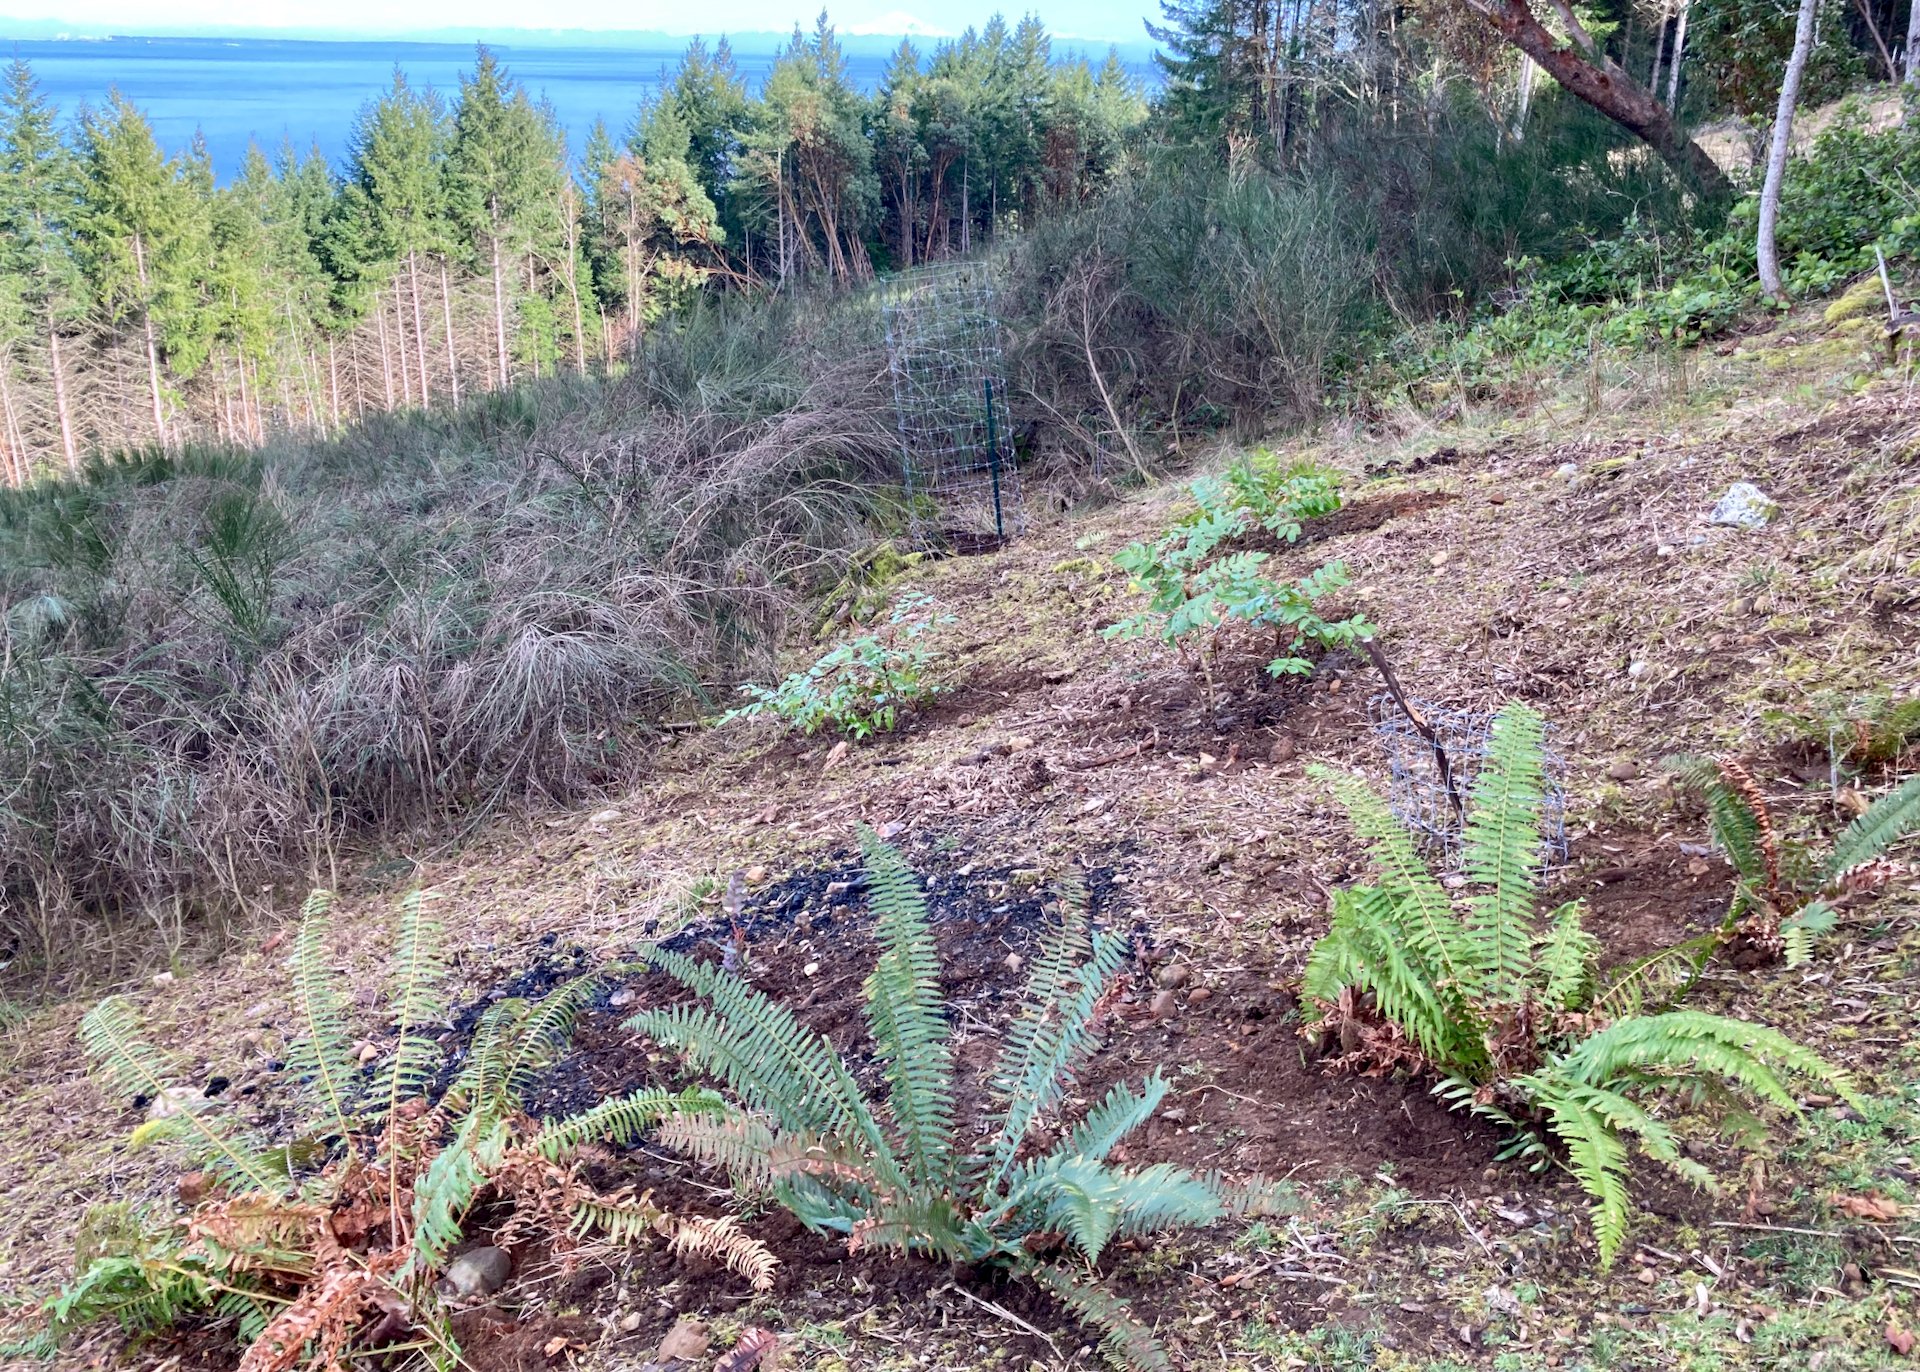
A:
[[75, 91, 209, 447], [0, 58, 84, 474]]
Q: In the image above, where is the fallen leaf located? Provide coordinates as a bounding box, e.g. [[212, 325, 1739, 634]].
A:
[[1887, 1323, 1915, 1356], [714, 1328, 779, 1372], [1835, 1192, 1907, 1221], [655, 1316, 711, 1362]]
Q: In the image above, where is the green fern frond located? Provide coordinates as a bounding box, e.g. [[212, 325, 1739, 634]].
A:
[[499, 974, 604, 1113], [1551, 1010, 1857, 1110], [858, 830, 956, 1192], [1460, 703, 1548, 1002], [630, 950, 899, 1183], [1311, 763, 1473, 997], [408, 1115, 509, 1276], [982, 880, 1122, 1188], [1105, 1163, 1230, 1242], [569, 1193, 666, 1246], [535, 1087, 730, 1162], [440, 997, 531, 1120], [1028, 1263, 1172, 1372], [1664, 755, 1769, 886], [1780, 900, 1838, 968], [1588, 935, 1719, 1020], [1825, 775, 1920, 881], [1058, 1075, 1169, 1165], [81, 998, 278, 1194], [380, 890, 450, 1119], [1524, 1076, 1633, 1265], [1323, 886, 1476, 1068], [281, 890, 361, 1138], [1533, 901, 1599, 1011]]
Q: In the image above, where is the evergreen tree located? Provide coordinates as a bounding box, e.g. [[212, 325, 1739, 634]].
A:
[[0, 58, 84, 474], [75, 91, 211, 446]]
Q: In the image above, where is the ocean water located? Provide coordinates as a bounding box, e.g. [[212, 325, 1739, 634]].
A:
[[1, 35, 893, 180]]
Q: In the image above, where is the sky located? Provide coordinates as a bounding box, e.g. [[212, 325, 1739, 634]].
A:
[[0, 1, 1161, 46]]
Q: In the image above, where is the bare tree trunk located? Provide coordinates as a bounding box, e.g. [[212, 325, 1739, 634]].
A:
[[1908, 0, 1920, 83], [1758, 0, 1819, 297], [1514, 53, 1537, 136], [1666, 0, 1691, 106], [47, 323, 78, 474], [438, 258, 460, 407], [407, 250, 430, 404], [490, 233, 510, 389], [1649, 0, 1671, 95], [1456, 0, 1732, 195], [562, 200, 587, 375], [132, 235, 168, 448], [376, 289, 396, 410], [327, 334, 340, 430], [0, 367, 25, 487], [394, 287, 413, 408], [1852, 0, 1896, 79]]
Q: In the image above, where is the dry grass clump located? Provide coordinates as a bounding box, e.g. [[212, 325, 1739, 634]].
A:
[[0, 307, 897, 977]]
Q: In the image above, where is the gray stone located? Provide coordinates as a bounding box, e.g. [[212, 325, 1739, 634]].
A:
[[440, 1246, 512, 1300], [1710, 482, 1778, 529]]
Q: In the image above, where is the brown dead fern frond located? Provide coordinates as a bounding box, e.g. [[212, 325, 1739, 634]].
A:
[[667, 1215, 780, 1293], [1718, 758, 1784, 904], [236, 1263, 379, 1372]]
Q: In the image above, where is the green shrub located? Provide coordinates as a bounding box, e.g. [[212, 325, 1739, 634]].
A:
[[630, 832, 1291, 1372], [1105, 457, 1366, 702], [722, 591, 951, 739], [52, 890, 755, 1361], [1303, 703, 1856, 1264]]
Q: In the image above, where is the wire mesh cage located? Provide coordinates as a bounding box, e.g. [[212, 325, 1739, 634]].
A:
[[881, 262, 1025, 551], [1366, 695, 1569, 869]]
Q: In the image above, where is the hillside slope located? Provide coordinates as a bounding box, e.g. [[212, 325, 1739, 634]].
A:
[[5, 311, 1919, 1370]]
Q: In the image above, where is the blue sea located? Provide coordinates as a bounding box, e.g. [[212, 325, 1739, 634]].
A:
[[0, 35, 894, 179]]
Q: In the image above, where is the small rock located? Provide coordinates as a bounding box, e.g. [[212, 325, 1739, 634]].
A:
[[151, 971, 175, 988], [654, 1317, 712, 1362], [875, 820, 906, 840], [1553, 594, 1573, 608], [1656, 543, 1676, 557], [1605, 760, 1640, 781], [1007, 736, 1036, 753], [608, 987, 635, 1009], [177, 1171, 210, 1205], [1710, 482, 1777, 529], [1187, 987, 1214, 1005], [744, 864, 770, 884], [1158, 964, 1192, 990], [1627, 660, 1650, 678], [1487, 490, 1508, 505], [1149, 990, 1177, 1021], [618, 1311, 644, 1334], [1430, 550, 1453, 569], [357, 1042, 380, 1065], [1005, 952, 1024, 974], [1635, 1266, 1657, 1286], [1267, 736, 1296, 764], [1556, 462, 1579, 478], [440, 1246, 512, 1301], [588, 808, 622, 826], [803, 961, 821, 978]]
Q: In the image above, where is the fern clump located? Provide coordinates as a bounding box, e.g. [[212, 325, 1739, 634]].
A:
[[55, 889, 762, 1367], [630, 832, 1289, 1372], [1304, 703, 1857, 1265], [1666, 754, 1920, 965]]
